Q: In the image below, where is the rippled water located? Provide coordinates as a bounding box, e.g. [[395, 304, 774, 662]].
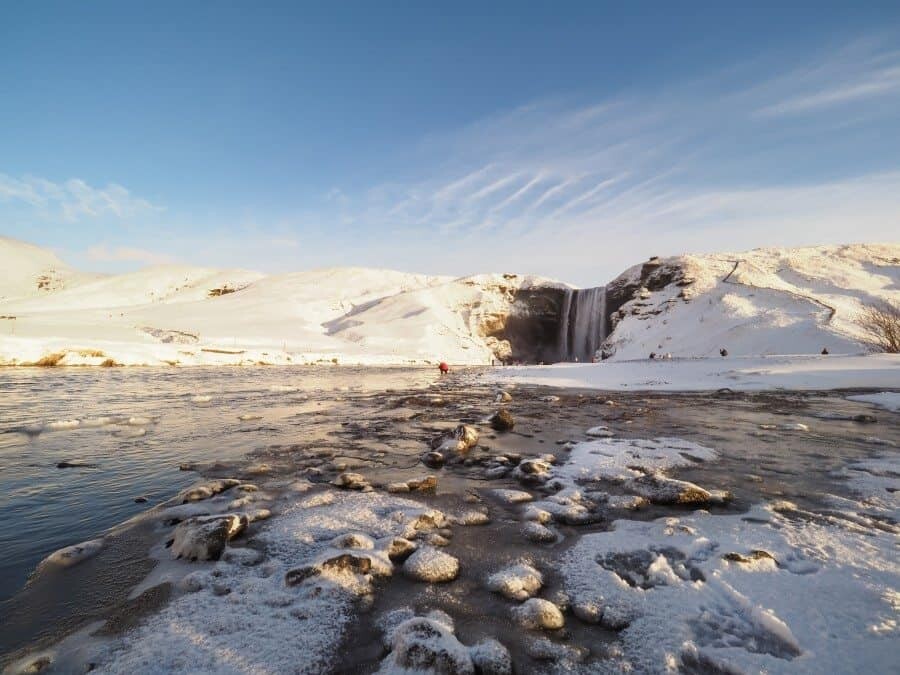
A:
[[0, 366, 437, 601]]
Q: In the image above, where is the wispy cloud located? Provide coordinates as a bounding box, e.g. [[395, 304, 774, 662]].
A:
[[305, 36, 900, 284], [0, 174, 162, 223]]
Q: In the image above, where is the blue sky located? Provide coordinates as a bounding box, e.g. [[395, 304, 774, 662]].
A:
[[2, 1, 899, 285]]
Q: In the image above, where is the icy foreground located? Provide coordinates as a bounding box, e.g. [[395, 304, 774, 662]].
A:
[[1, 237, 897, 367], [1, 353, 898, 675]]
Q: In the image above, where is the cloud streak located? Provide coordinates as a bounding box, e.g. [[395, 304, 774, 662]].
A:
[[0, 174, 162, 223]]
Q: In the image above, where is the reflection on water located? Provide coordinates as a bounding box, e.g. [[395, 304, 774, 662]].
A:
[[0, 366, 437, 601]]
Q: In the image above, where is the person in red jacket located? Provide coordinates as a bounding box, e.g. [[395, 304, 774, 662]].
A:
[[439, 361, 450, 375]]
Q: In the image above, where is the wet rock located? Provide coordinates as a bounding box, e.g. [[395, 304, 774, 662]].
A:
[[332, 532, 375, 550], [469, 638, 513, 675], [428, 533, 451, 547], [403, 546, 460, 582], [284, 553, 374, 586], [540, 395, 560, 403], [387, 482, 411, 493], [384, 617, 474, 674], [511, 598, 564, 630], [181, 479, 241, 503], [522, 522, 557, 543], [331, 472, 370, 490], [456, 510, 490, 525], [422, 451, 446, 468], [492, 489, 533, 504], [170, 514, 247, 561], [523, 505, 553, 524], [525, 637, 588, 663], [585, 425, 613, 438], [134, 496, 149, 503], [432, 424, 480, 454], [494, 390, 513, 403], [408, 475, 437, 492], [386, 537, 417, 562], [723, 550, 777, 566], [513, 459, 552, 485], [484, 466, 509, 479], [606, 495, 649, 511], [853, 414, 877, 424], [627, 473, 724, 505], [489, 409, 515, 431], [56, 460, 97, 469], [486, 562, 543, 600]]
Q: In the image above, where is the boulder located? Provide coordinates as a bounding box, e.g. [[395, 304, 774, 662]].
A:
[[403, 546, 460, 582], [170, 514, 247, 561], [489, 409, 515, 431]]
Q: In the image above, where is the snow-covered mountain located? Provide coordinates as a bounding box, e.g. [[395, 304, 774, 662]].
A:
[[601, 244, 900, 360], [0, 237, 896, 366]]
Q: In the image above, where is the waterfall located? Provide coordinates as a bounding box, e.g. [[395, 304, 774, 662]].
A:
[[557, 286, 608, 362]]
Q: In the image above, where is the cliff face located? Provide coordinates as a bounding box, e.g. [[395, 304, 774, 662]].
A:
[[479, 285, 569, 363]]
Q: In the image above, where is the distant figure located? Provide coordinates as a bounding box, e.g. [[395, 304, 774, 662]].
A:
[[439, 361, 450, 375], [664, 352, 672, 360], [649, 352, 657, 360], [821, 347, 829, 355], [719, 348, 728, 357]]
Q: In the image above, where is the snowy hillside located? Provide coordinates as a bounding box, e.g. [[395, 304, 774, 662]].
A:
[[0, 237, 897, 367], [0, 237, 563, 366], [601, 244, 900, 360]]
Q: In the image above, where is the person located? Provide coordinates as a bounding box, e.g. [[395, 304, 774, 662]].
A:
[[649, 352, 656, 360], [439, 361, 449, 375], [821, 347, 829, 355], [719, 348, 728, 357]]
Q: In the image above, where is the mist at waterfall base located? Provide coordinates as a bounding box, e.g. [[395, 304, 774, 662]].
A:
[[557, 286, 608, 363]]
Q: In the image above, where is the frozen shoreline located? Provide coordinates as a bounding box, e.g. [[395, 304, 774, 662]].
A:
[[492, 353, 900, 392]]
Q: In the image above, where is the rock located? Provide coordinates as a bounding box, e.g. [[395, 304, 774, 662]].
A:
[[386, 537, 417, 562], [332, 532, 375, 550], [511, 598, 565, 630], [523, 522, 557, 543], [494, 390, 513, 403], [432, 425, 480, 454], [572, 600, 603, 624], [331, 472, 369, 490], [489, 409, 515, 431], [853, 414, 877, 423], [492, 489, 533, 504], [385, 617, 474, 674], [403, 546, 460, 582], [56, 460, 97, 469], [284, 553, 374, 586], [134, 496, 149, 503], [525, 637, 588, 663], [585, 425, 613, 437], [408, 475, 437, 492], [422, 451, 445, 468], [522, 506, 552, 523], [540, 395, 560, 403], [180, 479, 241, 503], [387, 482, 411, 493], [627, 473, 725, 505], [513, 459, 552, 485], [456, 510, 490, 526], [486, 562, 543, 601], [170, 514, 247, 561], [606, 495, 648, 511], [469, 638, 513, 675], [428, 533, 451, 547]]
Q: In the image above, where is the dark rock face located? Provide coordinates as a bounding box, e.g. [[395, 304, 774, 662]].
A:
[[484, 287, 569, 364]]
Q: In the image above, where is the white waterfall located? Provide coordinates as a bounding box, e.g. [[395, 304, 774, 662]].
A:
[[557, 286, 608, 362]]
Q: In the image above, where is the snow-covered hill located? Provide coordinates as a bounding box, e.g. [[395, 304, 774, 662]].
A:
[[0, 237, 896, 367], [601, 243, 900, 360], [0, 237, 565, 366]]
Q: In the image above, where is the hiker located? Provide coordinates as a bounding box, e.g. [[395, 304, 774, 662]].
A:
[[821, 347, 829, 355], [719, 348, 728, 357], [649, 352, 656, 360], [439, 361, 450, 375]]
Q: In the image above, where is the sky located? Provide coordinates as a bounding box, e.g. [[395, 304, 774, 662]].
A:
[[1, 1, 899, 286]]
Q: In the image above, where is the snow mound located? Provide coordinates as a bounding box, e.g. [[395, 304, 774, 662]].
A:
[[562, 501, 899, 672], [486, 562, 543, 601], [402, 546, 460, 583]]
